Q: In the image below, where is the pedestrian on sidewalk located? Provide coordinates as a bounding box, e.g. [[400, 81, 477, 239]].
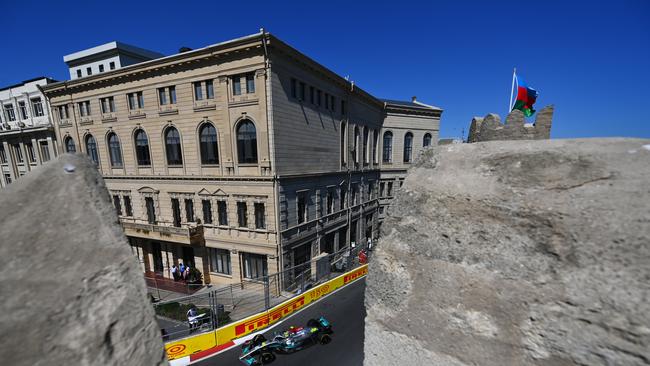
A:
[[179, 262, 186, 277], [171, 264, 179, 281], [183, 265, 190, 281]]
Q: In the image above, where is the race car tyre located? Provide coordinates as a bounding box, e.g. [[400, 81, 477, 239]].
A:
[[253, 334, 267, 345], [319, 334, 332, 344], [261, 352, 276, 364]]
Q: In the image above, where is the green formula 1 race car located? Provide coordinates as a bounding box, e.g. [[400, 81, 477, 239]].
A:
[[239, 316, 333, 365]]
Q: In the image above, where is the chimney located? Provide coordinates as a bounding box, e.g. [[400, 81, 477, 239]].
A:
[[412, 96, 417, 102]]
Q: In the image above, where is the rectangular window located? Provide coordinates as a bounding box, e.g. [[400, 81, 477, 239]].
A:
[[31, 98, 44, 117], [145, 197, 156, 223], [39, 141, 50, 162], [237, 202, 248, 227], [254, 203, 265, 229], [233, 76, 242, 96], [369, 181, 375, 200], [18, 101, 28, 119], [290, 78, 297, 98], [309, 86, 314, 104], [100, 97, 115, 113], [206, 80, 214, 99], [340, 188, 346, 210], [246, 73, 255, 94], [26, 143, 35, 163], [218, 201, 228, 226], [4, 104, 15, 121], [194, 81, 203, 100], [210, 248, 231, 275], [327, 189, 334, 214], [242, 252, 267, 279], [317, 90, 322, 107], [352, 183, 359, 205], [128, 92, 143, 110], [331, 96, 336, 112], [387, 182, 393, 196], [86, 67, 92, 76], [0, 145, 7, 163], [113, 195, 122, 215], [171, 198, 181, 227], [297, 192, 307, 224], [124, 195, 133, 216], [109, 61, 115, 70], [78, 101, 91, 117], [341, 100, 346, 115], [158, 88, 168, 105], [13, 144, 23, 163], [3, 174, 10, 184], [380, 182, 385, 197], [299, 82, 305, 101], [99, 64, 105, 72], [324, 93, 329, 109], [185, 198, 195, 222], [202, 199, 213, 224], [76, 69, 82, 78], [169, 86, 177, 104]]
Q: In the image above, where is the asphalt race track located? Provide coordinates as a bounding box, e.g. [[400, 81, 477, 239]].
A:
[[195, 277, 366, 366]]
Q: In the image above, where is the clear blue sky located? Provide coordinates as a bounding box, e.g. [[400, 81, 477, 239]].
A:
[[4, 0, 649, 139]]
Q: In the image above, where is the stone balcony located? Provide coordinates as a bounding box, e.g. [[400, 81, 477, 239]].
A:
[[120, 218, 204, 245]]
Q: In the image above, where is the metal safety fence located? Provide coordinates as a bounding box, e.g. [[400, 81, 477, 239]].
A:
[[152, 241, 374, 342]]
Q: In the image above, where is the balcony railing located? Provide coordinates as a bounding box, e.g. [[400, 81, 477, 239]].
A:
[[121, 219, 203, 245]]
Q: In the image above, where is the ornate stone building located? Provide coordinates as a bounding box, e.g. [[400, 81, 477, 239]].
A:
[[0, 77, 59, 188], [42, 31, 441, 286]]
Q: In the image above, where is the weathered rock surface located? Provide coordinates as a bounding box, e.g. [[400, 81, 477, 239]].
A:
[[0, 155, 167, 366], [365, 138, 650, 366]]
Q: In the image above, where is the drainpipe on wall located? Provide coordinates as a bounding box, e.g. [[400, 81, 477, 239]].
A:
[[260, 29, 283, 277]]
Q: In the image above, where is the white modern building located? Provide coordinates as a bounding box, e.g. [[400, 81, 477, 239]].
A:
[[64, 41, 164, 80], [0, 77, 59, 187]]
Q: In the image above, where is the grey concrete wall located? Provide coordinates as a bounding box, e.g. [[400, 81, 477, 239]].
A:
[[468, 105, 553, 143], [0, 154, 167, 366], [365, 138, 650, 366]]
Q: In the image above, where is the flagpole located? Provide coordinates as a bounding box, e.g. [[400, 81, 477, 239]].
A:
[[509, 67, 516, 111]]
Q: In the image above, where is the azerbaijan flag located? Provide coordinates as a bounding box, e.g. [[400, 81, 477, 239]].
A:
[[512, 75, 538, 117]]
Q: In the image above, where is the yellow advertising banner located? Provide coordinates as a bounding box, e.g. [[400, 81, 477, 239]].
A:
[[165, 264, 368, 360]]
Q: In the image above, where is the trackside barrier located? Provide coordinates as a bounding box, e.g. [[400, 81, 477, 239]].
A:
[[164, 264, 369, 361]]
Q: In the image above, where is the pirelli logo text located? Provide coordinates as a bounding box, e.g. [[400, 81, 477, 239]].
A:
[[235, 296, 306, 336], [343, 266, 368, 284]]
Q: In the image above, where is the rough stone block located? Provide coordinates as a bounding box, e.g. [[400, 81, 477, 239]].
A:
[[0, 154, 168, 366], [365, 138, 650, 366]]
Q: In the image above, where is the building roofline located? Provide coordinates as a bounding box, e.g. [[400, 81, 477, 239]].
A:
[[63, 41, 164, 63], [43, 32, 265, 93], [0, 77, 58, 92]]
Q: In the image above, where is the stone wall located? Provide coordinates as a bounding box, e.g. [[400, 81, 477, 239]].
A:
[[365, 138, 650, 366], [0, 154, 168, 366], [467, 105, 553, 143]]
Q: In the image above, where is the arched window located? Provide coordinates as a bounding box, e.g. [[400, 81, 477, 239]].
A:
[[134, 129, 151, 166], [362, 127, 369, 164], [382, 131, 392, 163], [423, 133, 432, 147], [107, 132, 123, 168], [199, 123, 219, 165], [65, 136, 76, 153], [85, 135, 99, 165], [236, 119, 257, 164], [403, 132, 413, 163], [340, 122, 347, 166], [165, 127, 183, 165], [354, 126, 360, 163]]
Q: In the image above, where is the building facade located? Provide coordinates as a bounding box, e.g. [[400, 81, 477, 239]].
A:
[[0, 77, 59, 188], [42, 32, 441, 287], [377, 98, 441, 223], [65, 41, 164, 80]]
